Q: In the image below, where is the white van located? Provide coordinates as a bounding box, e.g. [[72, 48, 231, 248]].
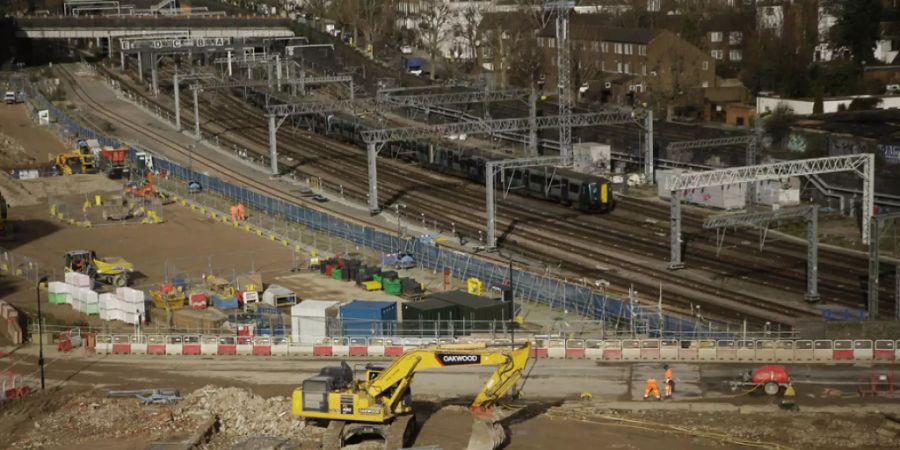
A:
[[4, 91, 16, 104]]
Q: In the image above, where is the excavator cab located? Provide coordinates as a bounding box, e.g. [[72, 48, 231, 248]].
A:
[[301, 362, 354, 413]]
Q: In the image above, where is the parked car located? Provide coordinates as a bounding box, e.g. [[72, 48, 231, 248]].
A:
[[400, 45, 413, 55], [4, 91, 16, 104]]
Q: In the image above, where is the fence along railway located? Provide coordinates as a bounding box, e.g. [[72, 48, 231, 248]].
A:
[[55, 55, 895, 332]]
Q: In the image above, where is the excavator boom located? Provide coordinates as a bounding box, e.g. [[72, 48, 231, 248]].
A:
[[291, 342, 531, 450]]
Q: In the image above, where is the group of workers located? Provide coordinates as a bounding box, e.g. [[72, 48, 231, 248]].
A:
[[644, 365, 675, 400], [229, 203, 246, 222]]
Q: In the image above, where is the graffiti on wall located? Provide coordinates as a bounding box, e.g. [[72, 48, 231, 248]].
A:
[[878, 144, 900, 163], [786, 133, 807, 152]]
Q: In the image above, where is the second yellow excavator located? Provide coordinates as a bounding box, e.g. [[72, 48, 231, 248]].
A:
[[292, 342, 531, 450]]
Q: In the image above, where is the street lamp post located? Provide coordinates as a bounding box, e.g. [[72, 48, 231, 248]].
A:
[[36, 275, 48, 390]]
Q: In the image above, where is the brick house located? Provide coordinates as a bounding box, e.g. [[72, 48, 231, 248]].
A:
[[535, 17, 715, 116], [703, 14, 745, 66]]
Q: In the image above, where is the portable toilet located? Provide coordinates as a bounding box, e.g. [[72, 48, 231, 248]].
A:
[[339, 300, 397, 337], [262, 285, 297, 307]]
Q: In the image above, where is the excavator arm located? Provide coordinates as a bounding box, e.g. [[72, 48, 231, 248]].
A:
[[365, 342, 531, 414]]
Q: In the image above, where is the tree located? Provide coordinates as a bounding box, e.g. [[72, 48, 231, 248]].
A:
[[357, 0, 395, 59], [418, 0, 454, 80], [832, 0, 883, 65], [299, 0, 331, 20], [813, 89, 824, 114], [453, 3, 484, 70], [515, 0, 555, 31]]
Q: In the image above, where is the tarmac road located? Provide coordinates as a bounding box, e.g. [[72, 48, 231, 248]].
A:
[[5, 346, 895, 403]]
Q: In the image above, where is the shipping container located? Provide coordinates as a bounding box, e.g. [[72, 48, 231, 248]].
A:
[[290, 300, 340, 343], [426, 291, 509, 322], [339, 300, 397, 337]]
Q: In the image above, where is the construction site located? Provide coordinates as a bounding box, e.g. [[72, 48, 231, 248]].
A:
[[0, 1, 899, 450]]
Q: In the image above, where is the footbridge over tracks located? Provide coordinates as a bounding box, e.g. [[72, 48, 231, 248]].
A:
[[12, 16, 294, 39]]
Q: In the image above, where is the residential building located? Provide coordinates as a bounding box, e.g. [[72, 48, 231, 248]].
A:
[[535, 17, 715, 113], [396, 0, 492, 60], [703, 14, 746, 65]]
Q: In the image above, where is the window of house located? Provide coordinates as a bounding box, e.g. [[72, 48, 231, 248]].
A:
[[642, 64, 647, 75], [638, 45, 647, 56], [592, 41, 599, 51], [710, 32, 723, 43], [702, 60, 709, 71], [624, 43, 633, 55], [617, 62, 623, 73], [624, 62, 631, 74], [601, 42, 609, 53], [729, 31, 742, 45], [729, 49, 743, 61], [710, 50, 723, 60], [614, 43, 623, 54], [601, 60, 606, 71], [702, 81, 709, 88], [549, 38, 556, 49]]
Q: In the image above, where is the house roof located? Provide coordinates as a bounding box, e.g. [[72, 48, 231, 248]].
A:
[[702, 14, 747, 33], [538, 14, 659, 44]]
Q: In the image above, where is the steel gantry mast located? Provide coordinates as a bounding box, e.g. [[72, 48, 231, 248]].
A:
[[867, 212, 900, 319], [549, 1, 575, 165], [265, 88, 552, 177], [486, 156, 564, 249], [665, 154, 874, 269], [361, 110, 634, 214], [703, 205, 819, 302], [172, 69, 217, 132]]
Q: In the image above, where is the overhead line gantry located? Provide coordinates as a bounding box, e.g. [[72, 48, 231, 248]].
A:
[[666, 154, 874, 270]]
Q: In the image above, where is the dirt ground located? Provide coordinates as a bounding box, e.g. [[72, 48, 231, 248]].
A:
[[0, 102, 68, 170], [3, 385, 898, 450]]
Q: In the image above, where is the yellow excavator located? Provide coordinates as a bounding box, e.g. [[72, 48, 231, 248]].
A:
[[56, 139, 98, 175], [292, 342, 531, 450]]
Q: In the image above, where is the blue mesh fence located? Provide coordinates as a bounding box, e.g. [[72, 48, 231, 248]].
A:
[[24, 81, 750, 339]]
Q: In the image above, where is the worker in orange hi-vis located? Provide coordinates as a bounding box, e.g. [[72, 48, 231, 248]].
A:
[[664, 365, 674, 399], [230, 205, 239, 222], [643, 377, 661, 400], [237, 202, 246, 221]]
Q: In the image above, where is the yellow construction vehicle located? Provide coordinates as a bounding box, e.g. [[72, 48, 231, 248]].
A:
[[292, 342, 531, 450], [56, 139, 98, 175], [64, 250, 133, 287]]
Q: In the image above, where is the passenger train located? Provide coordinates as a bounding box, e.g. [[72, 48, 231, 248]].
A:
[[245, 89, 616, 213]]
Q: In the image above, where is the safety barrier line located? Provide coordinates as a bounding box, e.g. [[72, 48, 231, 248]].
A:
[[84, 335, 900, 363]]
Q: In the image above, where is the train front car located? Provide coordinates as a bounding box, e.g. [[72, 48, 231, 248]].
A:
[[580, 176, 615, 213]]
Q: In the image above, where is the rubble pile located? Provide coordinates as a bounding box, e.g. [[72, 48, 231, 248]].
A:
[[174, 385, 308, 449], [11, 395, 201, 449]]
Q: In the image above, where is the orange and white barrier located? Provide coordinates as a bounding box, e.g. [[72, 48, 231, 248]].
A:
[[78, 336, 900, 364]]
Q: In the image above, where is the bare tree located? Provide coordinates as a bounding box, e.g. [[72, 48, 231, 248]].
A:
[[299, 0, 331, 20], [515, 0, 554, 31], [358, 0, 396, 59], [453, 3, 484, 70], [418, 0, 455, 80]]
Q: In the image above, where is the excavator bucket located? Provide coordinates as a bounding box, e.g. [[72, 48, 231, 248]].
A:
[[467, 419, 505, 450]]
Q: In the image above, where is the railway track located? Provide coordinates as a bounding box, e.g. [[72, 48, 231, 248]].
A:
[[70, 63, 896, 325]]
